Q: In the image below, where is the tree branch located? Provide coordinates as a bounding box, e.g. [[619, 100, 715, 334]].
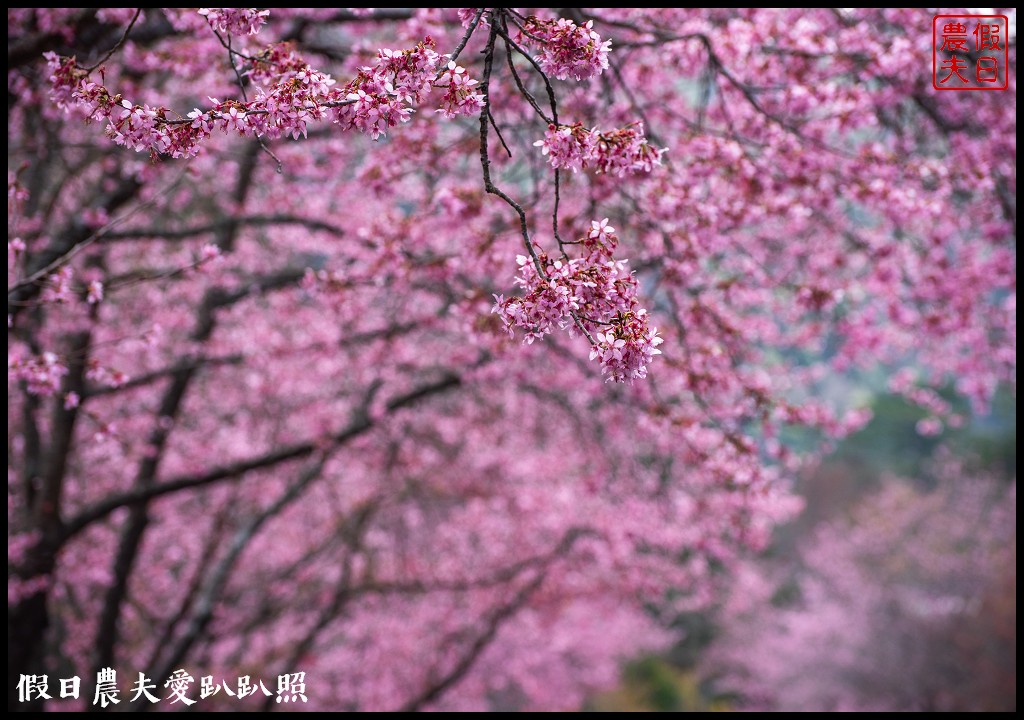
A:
[[138, 456, 330, 708], [101, 213, 347, 243], [7, 176, 140, 316], [61, 373, 462, 544], [81, 8, 141, 72], [399, 529, 586, 711]]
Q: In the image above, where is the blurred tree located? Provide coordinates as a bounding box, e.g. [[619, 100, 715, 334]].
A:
[[706, 463, 1016, 711]]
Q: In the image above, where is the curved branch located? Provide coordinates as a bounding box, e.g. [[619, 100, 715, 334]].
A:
[[60, 373, 463, 543], [399, 529, 587, 711], [101, 213, 347, 243], [81, 8, 141, 72], [138, 455, 330, 708]]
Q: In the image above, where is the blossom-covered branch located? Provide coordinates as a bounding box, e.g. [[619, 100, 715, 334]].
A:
[[493, 220, 663, 382], [46, 36, 483, 158]]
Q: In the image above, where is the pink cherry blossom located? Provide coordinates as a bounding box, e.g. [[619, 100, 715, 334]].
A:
[[534, 122, 665, 175], [436, 60, 486, 119], [9, 350, 68, 396], [520, 16, 612, 81], [493, 222, 664, 382], [198, 8, 270, 37], [86, 280, 104, 305]]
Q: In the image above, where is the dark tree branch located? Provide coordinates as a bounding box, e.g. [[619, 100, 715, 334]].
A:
[[399, 530, 587, 711], [101, 214, 346, 242], [7, 330, 90, 712], [445, 8, 485, 68], [61, 373, 462, 543], [259, 501, 380, 711], [83, 354, 244, 399], [7, 176, 140, 318], [91, 359, 194, 674], [81, 8, 141, 72], [91, 148, 261, 675], [138, 456, 330, 709], [143, 500, 236, 678]]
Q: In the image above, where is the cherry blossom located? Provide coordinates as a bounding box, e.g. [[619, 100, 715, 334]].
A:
[[435, 61, 487, 119], [534, 122, 665, 175], [520, 16, 612, 81], [86, 280, 104, 305], [9, 351, 68, 396], [198, 8, 270, 37], [492, 222, 663, 382]]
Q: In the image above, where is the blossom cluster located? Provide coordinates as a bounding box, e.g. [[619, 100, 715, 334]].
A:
[[457, 8, 482, 28], [493, 219, 662, 382], [197, 8, 269, 37], [45, 51, 319, 158], [8, 351, 68, 396], [41, 266, 75, 303], [334, 43, 483, 135], [434, 61, 487, 119], [8, 171, 29, 218], [45, 22, 484, 157], [521, 17, 612, 82], [534, 122, 666, 175]]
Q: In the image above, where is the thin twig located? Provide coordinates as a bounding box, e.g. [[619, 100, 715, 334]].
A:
[[445, 8, 485, 67], [210, 25, 260, 63], [476, 15, 596, 346], [7, 166, 189, 296], [82, 8, 141, 72], [221, 32, 249, 102], [487, 109, 513, 158], [501, 32, 553, 124], [503, 12, 548, 45], [477, 20, 544, 275], [553, 168, 568, 259], [219, 30, 284, 173], [494, 23, 558, 123]]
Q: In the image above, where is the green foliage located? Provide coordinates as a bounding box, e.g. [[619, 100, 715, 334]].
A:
[[588, 657, 730, 712]]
